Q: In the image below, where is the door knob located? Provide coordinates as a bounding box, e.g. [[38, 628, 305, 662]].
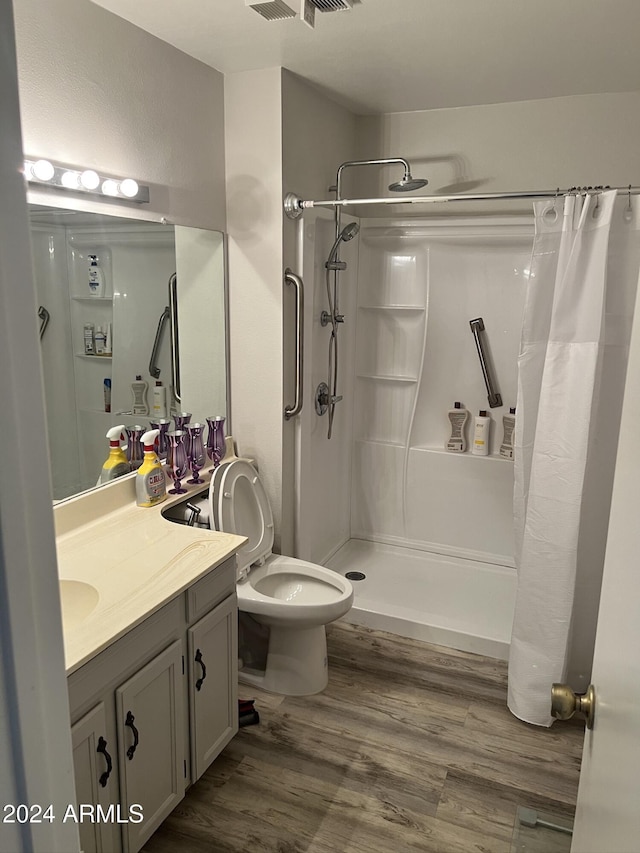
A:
[[551, 683, 595, 729]]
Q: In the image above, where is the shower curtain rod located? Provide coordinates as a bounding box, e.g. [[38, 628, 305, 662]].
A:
[[283, 185, 640, 220]]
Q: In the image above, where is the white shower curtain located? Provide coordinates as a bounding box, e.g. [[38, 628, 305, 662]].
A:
[[508, 189, 638, 726]]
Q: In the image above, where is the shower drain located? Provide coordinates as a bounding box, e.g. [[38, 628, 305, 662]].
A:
[[346, 571, 366, 581]]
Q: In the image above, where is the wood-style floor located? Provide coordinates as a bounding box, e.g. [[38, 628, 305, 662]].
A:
[[143, 622, 584, 853]]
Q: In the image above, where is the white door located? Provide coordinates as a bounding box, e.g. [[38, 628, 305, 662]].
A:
[[570, 274, 640, 850]]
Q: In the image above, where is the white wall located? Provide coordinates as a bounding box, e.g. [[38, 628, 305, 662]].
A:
[[282, 71, 358, 557], [356, 92, 640, 214], [13, 0, 226, 230], [226, 68, 357, 555], [225, 67, 285, 548]]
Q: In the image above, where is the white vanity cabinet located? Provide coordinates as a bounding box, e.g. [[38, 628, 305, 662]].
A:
[[67, 556, 238, 853]]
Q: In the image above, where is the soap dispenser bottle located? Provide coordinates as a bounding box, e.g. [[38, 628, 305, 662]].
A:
[[100, 425, 131, 483], [136, 429, 167, 507]]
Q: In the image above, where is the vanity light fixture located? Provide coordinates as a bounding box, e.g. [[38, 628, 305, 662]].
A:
[[22, 158, 150, 204]]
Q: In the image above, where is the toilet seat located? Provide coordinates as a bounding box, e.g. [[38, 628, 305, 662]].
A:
[[211, 459, 274, 576]]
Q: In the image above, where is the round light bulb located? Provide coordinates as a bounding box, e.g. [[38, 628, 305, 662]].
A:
[[33, 159, 55, 181], [101, 179, 119, 196], [60, 170, 80, 189], [80, 170, 100, 190], [120, 178, 139, 198]]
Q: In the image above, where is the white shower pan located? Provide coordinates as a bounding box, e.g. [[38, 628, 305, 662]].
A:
[[327, 539, 517, 660]]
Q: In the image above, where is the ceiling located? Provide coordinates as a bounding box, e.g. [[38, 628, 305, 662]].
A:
[[90, 0, 640, 115]]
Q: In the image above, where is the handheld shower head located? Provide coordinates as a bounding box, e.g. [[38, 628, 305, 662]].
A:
[[339, 221, 360, 242], [326, 221, 360, 269], [389, 172, 429, 192]]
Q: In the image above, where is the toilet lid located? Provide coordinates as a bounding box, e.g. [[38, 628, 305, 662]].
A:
[[215, 459, 274, 574], [207, 461, 229, 531]]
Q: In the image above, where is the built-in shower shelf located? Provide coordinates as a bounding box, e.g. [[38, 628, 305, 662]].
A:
[[355, 438, 406, 449], [71, 296, 113, 302], [410, 445, 512, 462], [357, 373, 418, 383], [75, 353, 113, 361], [79, 407, 115, 416], [359, 304, 425, 312]]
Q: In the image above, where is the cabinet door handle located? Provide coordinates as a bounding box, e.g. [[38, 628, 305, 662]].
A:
[[96, 736, 112, 787], [125, 711, 139, 760], [195, 649, 207, 691]]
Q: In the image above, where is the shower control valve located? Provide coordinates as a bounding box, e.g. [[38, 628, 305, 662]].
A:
[[320, 310, 345, 326]]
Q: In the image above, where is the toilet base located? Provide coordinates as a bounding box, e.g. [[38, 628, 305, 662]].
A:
[[239, 624, 329, 696]]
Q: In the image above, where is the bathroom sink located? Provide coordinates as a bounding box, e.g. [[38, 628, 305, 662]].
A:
[[59, 579, 99, 629]]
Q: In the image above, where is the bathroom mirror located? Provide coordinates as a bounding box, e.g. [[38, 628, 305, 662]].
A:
[[28, 202, 228, 501]]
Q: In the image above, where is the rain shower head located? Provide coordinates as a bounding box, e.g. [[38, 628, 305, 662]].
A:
[[389, 172, 429, 192]]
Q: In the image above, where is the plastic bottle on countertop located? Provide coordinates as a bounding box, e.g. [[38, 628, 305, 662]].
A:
[[135, 429, 167, 507], [100, 425, 130, 483]]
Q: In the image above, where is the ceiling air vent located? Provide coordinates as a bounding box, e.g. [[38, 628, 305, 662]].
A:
[[245, 0, 298, 21], [308, 0, 354, 11]]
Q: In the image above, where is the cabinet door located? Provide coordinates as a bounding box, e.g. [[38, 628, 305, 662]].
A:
[[70, 702, 120, 853], [188, 593, 238, 781], [116, 640, 185, 853]]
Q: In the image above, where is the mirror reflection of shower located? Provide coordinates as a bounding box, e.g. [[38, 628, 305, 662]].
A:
[[321, 158, 428, 439]]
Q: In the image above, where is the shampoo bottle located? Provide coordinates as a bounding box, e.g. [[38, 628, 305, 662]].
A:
[[100, 425, 130, 483], [500, 407, 516, 460], [132, 375, 149, 416], [472, 410, 491, 456], [94, 326, 106, 355], [135, 429, 167, 507], [152, 380, 168, 419], [446, 402, 469, 452], [88, 254, 105, 297]]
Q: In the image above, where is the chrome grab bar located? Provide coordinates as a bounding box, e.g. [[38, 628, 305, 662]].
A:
[[284, 268, 304, 420], [38, 306, 50, 340], [169, 273, 181, 404], [149, 306, 170, 378], [469, 317, 502, 408]]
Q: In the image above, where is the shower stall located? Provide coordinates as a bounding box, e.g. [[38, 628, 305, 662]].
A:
[[290, 172, 640, 665], [295, 209, 531, 658]]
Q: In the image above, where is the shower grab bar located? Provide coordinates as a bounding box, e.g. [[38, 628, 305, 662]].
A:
[[149, 306, 170, 378], [169, 273, 181, 405], [38, 306, 50, 340], [469, 317, 502, 408], [284, 268, 304, 420]]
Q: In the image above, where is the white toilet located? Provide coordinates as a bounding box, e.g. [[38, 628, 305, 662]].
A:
[[208, 457, 353, 696]]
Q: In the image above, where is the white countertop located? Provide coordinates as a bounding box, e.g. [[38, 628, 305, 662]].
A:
[[55, 471, 245, 675]]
